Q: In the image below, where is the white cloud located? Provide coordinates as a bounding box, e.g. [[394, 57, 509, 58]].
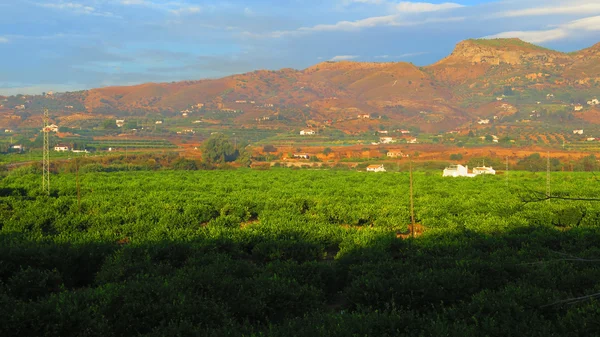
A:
[[37, 2, 119, 17], [0, 37, 8, 43], [121, 0, 146, 4], [40, 2, 95, 14], [499, 2, 600, 17], [169, 6, 201, 15], [395, 2, 464, 13], [485, 29, 568, 44], [398, 51, 429, 58], [330, 55, 359, 61], [245, 15, 464, 38], [343, 0, 464, 12], [484, 15, 600, 43], [562, 15, 600, 31], [374, 51, 428, 59]]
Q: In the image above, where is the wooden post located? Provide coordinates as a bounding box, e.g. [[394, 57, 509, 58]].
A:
[[76, 158, 81, 212], [409, 159, 415, 238]]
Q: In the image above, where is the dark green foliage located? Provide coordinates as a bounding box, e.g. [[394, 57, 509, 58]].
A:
[[1, 170, 600, 336], [201, 133, 236, 164]]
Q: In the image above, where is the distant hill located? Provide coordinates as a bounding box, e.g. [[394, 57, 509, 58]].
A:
[[2, 38, 600, 133]]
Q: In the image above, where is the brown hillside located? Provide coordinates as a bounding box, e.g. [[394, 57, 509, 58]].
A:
[[10, 38, 600, 133]]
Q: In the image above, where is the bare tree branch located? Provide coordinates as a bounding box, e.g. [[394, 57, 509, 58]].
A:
[[541, 292, 600, 308]]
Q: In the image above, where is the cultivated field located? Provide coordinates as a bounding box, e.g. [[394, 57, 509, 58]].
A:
[[1, 169, 600, 336]]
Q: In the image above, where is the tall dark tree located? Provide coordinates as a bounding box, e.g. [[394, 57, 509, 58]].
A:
[[201, 133, 235, 164]]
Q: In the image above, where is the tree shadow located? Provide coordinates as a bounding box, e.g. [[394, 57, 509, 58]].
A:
[[1, 224, 600, 336]]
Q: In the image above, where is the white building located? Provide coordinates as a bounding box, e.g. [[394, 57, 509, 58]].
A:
[[43, 124, 59, 133], [300, 129, 316, 135], [443, 164, 470, 177], [155, 120, 163, 124], [574, 105, 584, 111], [473, 166, 496, 175], [588, 99, 599, 106], [366, 164, 385, 172], [387, 151, 408, 158], [380, 137, 394, 144], [116, 119, 125, 127], [478, 119, 490, 125], [11, 144, 24, 151], [407, 138, 418, 144], [573, 129, 584, 135], [54, 145, 70, 152], [357, 114, 370, 119], [293, 153, 310, 159]]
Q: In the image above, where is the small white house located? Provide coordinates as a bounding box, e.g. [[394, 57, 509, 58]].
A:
[[378, 130, 389, 134], [496, 97, 504, 101], [54, 144, 70, 152], [407, 138, 418, 144], [574, 105, 584, 112], [400, 130, 411, 134], [300, 129, 316, 135], [443, 164, 470, 177], [473, 166, 496, 175], [478, 119, 490, 125], [357, 114, 370, 119], [116, 119, 125, 127], [293, 153, 310, 159], [11, 144, 24, 151], [380, 137, 394, 144], [387, 151, 407, 158], [573, 129, 584, 135], [366, 164, 385, 172], [43, 124, 59, 133], [587, 137, 596, 141], [155, 120, 163, 124], [588, 99, 599, 106]]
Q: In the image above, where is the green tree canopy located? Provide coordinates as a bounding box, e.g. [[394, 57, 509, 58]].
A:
[[201, 133, 236, 164]]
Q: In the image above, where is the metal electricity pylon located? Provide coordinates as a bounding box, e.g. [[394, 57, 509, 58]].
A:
[[42, 108, 50, 195]]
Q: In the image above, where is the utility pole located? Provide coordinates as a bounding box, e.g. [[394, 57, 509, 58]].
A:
[[546, 151, 551, 199], [409, 159, 415, 238], [505, 156, 509, 188], [42, 108, 50, 195]]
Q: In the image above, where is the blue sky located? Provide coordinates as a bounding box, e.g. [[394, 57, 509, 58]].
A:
[[0, 0, 599, 95]]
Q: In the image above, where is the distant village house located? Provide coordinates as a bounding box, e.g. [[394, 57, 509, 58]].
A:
[[300, 129, 316, 135], [54, 144, 70, 152], [387, 151, 408, 158], [380, 137, 394, 144], [366, 164, 385, 172]]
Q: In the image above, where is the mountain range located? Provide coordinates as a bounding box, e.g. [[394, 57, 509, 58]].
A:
[[2, 38, 600, 133]]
